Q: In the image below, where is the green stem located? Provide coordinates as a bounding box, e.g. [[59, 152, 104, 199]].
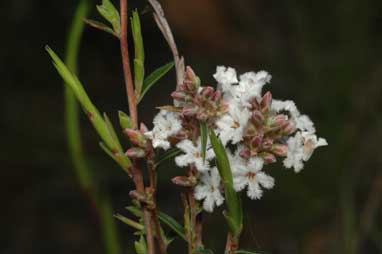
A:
[[64, 1, 121, 254]]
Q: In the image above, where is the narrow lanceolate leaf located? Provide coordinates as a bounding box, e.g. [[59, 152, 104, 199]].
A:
[[131, 10, 145, 97], [118, 111, 133, 130], [96, 0, 121, 35], [154, 148, 182, 167], [134, 236, 148, 254], [46, 47, 131, 173], [84, 19, 119, 37], [103, 113, 123, 151], [114, 214, 144, 231], [126, 205, 143, 218], [200, 122, 208, 162], [209, 129, 243, 238], [139, 61, 175, 102], [158, 211, 186, 241]]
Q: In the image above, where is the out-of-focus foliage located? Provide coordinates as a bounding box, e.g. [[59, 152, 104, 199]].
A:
[[1, 0, 381, 253]]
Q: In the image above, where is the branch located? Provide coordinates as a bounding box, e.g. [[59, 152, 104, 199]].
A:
[[147, 0, 185, 87], [120, 0, 138, 128]]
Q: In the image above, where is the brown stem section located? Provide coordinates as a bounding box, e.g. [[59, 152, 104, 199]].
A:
[[120, 0, 138, 128], [149, 164, 167, 254], [225, 232, 239, 254]]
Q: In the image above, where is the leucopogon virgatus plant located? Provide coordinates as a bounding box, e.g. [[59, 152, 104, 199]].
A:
[[46, 0, 327, 254]]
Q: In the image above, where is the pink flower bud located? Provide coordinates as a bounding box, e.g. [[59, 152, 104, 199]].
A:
[[272, 114, 287, 127], [252, 110, 264, 126], [282, 121, 297, 135], [212, 90, 222, 102], [140, 123, 149, 133], [171, 91, 187, 101], [262, 152, 277, 164], [201, 86, 214, 97], [251, 135, 263, 148], [239, 147, 251, 159], [125, 147, 146, 158], [262, 138, 273, 150], [182, 106, 198, 116], [271, 144, 288, 156], [171, 176, 197, 187], [260, 91, 272, 112], [124, 129, 147, 147]]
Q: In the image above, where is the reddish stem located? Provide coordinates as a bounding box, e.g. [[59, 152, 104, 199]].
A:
[[120, 0, 138, 128]]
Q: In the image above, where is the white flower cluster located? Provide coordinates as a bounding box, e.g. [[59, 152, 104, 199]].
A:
[[145, 66, 327, 212]]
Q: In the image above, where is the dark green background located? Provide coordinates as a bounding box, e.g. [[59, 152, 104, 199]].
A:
[[1, 0, 381, 253]]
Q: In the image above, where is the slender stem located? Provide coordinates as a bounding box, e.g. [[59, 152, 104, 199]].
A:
[[65, 1, 121, 254], [132, 165, 155, 254], [149, 164, 167, 254], [120, 0, 138, 128]]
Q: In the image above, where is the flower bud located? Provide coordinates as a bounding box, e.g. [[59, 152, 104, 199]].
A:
[[239, 147, 251, 159], [185, 66, 200, 90], [125, 147, 146, 158], [140, 123, 149, 133], [252, 110, 264, 126], [171, 91, 187, 101], [282, 121, 296, 135], [251, 135, 263, 149], [182, 105, 198, 116], [262, 138, 273, 150], [262, 152, 277, 164], [271, 144, 288, 156], [212, 90, 222, 102], [171, 176, 197, 187], [124, 129, 147, 147], [272, 114, 288, 127], [200, 86, 214, 97], [260, 91, 272, 112]]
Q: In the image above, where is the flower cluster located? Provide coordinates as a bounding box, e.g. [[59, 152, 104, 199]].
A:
[[144, 66, 327, 212]]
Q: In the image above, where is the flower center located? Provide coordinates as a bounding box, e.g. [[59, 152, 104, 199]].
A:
[[246, 172, 257, 180]]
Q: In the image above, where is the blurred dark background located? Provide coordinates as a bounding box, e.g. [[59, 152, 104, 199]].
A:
[[1, 0, 381, 253]]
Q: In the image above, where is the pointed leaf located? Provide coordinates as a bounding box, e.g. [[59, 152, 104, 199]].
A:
[[126, 205, 143, 217], [209, 129, 243, 237], [114, 214, 144, 231], [139, 61, 174, 102], [131, 10, 145, 96], [134, 236, 148, 254], [158, 211, 186, 241], [83, 19, 119, 37], [118, 110, 133, 129], [154, 148, 182, 167], [96, 0, 121, 35], [134, 59, 145, 96], [103, 113, 123, 151]]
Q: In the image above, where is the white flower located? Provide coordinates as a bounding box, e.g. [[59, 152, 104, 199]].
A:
[[271, 99, 300, 118], [230, 154, 275, 200], [283, 131, 328, 172], [213, 66, 238, 94], [234, 70, 272, 107], [215, 102, 251, 146], [175, 139, 215, 172], [301, 132, 328, 161], [194, 168, 224, 212], [145, 110, 182, 150], [283, 132, 305, 172]]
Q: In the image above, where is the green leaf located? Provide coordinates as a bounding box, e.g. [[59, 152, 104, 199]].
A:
[[209, 129, 243, 238], [114, 214, 144, 231], [126, 205, 143, 217], [134, 236, 148, 254], [134, 59, 145, 96], [103, 113, 123, 151], [118, 110, 133, 130], [96, 0, 121, 35], [139, 62, 174, 102], [158, 211, 186, 241], [46, 46, 132, 172], [200, 122, 208, 162], [84, 19, 119, 37], [154, 148, 182, 167], [131, 10, 145, 97]]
